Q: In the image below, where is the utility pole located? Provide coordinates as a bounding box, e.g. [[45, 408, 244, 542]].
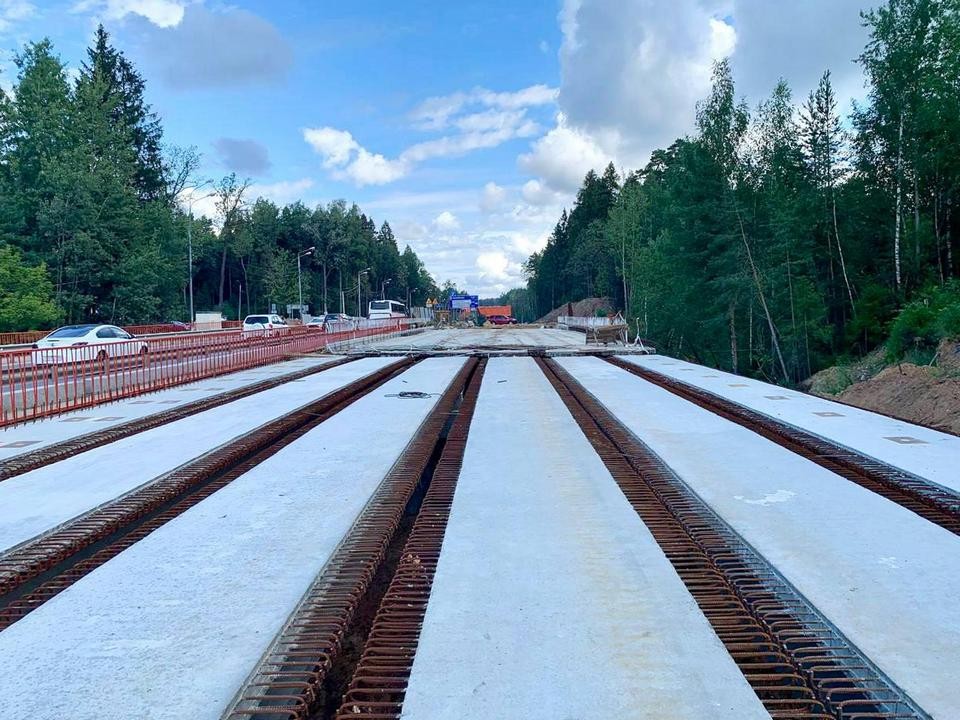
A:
[[357, 267, 370, 318], [180, 181, 214, 326], [178, 180, 216, 325], [297, 247, 315, 320], [187, 220, 193, 325]]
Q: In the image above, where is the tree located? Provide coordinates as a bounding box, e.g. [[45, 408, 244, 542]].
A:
[[82, 26, 165, 200], [0, 245, 59, 330], [213, 173, 251, 307], [0, 32, 434, 330], [801, 71, 857, 322]]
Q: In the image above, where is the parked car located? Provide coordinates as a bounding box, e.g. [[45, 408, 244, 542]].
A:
[[242, 314, 288, 336], [321, 313, 356, 331], [31, 324, 149, 366], [305, 316, 326, 330], [164, 320, 192, 331], [486, 314, 518, 326]]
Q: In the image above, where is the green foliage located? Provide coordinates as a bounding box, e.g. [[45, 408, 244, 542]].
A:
[[0, 28, 436, 329], [0, 245, 59, 331], [523, 1, 960, 384], [886, 281, 960, 359]]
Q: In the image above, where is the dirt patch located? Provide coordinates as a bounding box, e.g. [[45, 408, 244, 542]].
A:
[[812, 341, 960, 435], [537, 297, 615, 324]]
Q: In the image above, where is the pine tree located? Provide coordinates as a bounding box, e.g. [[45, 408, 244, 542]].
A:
[[82, 26, 165, 201]]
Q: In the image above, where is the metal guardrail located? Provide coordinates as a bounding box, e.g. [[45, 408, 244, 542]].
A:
[[0, 322, 244, 349], [0, 320, 403, 427]]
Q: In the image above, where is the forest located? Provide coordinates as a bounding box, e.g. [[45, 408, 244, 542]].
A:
[[0, 28, 439, 331], [522, 0, 960, 382]]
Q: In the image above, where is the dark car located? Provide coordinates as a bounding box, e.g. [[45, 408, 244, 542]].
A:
[[486, 314, 518, 326]]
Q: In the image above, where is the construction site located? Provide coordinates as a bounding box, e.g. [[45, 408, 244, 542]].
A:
[[0, 325, 956, 720]]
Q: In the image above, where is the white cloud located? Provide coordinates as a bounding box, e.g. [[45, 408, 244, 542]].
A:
[[476, 251, 514, 281], [479, 182, 506, 213], [303, 127, 406, 186], [304, 84, 552, 187], [728, 0, 873, 107], [138, 5, 293, 88], [532, 0, 872, 190], [539, 39, 550, 55], [521, 179, 563, 207], [303, 127, 358, 168], [0, 0, 35, 32], [364, 189, 478, 212], [176, 184, 219, 221], [410, 83, 557, 131], [342, 149, 407, 185], [556, 0, 736, 167], [400, 118, 539, 164], [518, 113, 610, 192], [433, 211, 460, 231], [394, 219, 428, 241], [249, 178, 315, 205], [473, 85, 559, 112], [177, 178, 316, 222], [73, 0, 185, 27]]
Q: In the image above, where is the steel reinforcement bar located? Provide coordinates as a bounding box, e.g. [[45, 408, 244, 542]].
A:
[[0, 357, 417, 628], [0, 356, 358, 483], [606, 357, 960, 536], [332, 358, 485, 720], [223, 356, 483, 720], [539, 358, 930, 720]]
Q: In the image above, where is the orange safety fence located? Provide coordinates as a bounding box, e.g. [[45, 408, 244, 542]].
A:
[[0, 324, 189, 347], [0, 322, 249, 348], [0, 319, 405, 427]]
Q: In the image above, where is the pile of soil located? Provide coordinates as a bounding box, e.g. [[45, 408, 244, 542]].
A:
[[537, 297, 615, 324], [811, 341, 960, 435]]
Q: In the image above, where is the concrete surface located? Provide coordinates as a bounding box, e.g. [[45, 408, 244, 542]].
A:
[[365, 327, 588, 351], [0, 357, 395, 554], [562, 355, 960, 720], [0, 355, 341, 460], [0, 357, 466, 720], [622, 354, 960, 493], [401, 357, 771, 720]]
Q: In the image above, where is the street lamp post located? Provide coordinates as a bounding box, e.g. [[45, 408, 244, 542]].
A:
[[182, 183, 214, 325], [381, 278, 392, 300], [297, 247, 315, 320], [357, 267, 370, 318]]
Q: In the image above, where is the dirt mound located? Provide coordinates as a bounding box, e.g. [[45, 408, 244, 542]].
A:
[[810, 341, 960, 435], [804, 350, 887, 395], [537, 297, 615, 324]]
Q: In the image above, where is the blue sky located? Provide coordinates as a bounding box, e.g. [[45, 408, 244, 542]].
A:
[[1, 0, 876, 296]]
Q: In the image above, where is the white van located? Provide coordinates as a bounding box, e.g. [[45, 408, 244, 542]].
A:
[[368, 300, 407, 319]]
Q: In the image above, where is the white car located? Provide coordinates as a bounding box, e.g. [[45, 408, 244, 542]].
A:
[[242, 314, 289, 336], [31, 324, 149, 366]]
